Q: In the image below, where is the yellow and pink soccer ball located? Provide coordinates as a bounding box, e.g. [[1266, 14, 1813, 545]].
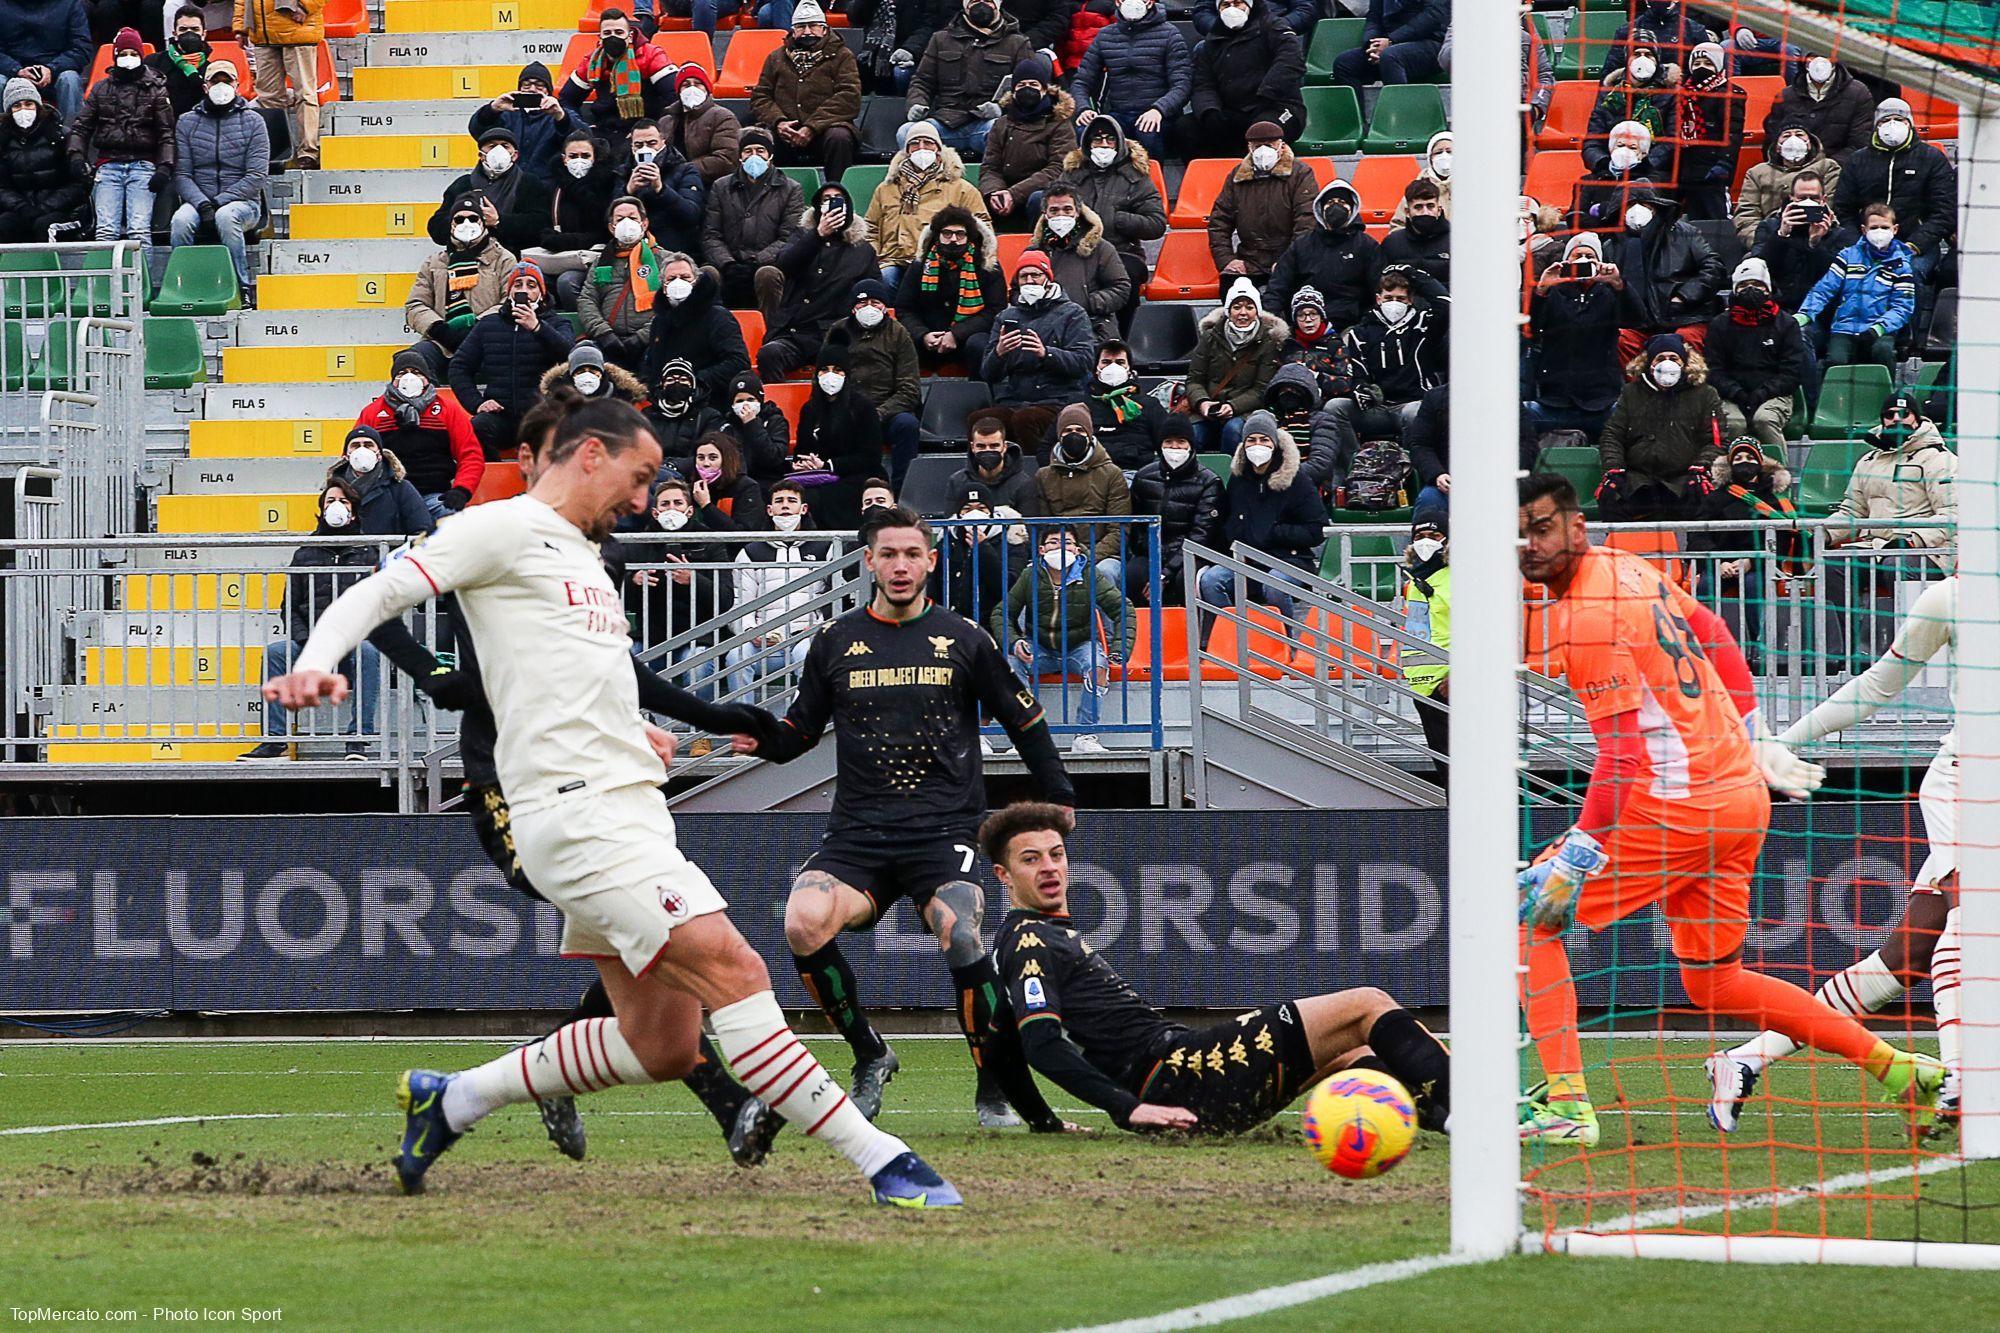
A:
[[1301, 1070, 1417, 1179]]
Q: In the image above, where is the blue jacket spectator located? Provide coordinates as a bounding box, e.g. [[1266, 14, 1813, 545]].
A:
[[1069, 0, 1189, 149], [980, 249, 1097, 407], [1330, 0, 1448, 90], [1189, 0, 1312, 38], [0, 0, 92, 121], [324, 427, 435, 538], [466, 61, 574, 181], [1597, 0, 1711, 83], [449, 259, 578, 453], [1797, 228, 1916, 339]]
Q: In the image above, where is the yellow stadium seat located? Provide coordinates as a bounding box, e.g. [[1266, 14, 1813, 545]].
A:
[[223, 345, 403, 385], [190, 419, 355, 458], [83, 646, 267, 687], [351, 65, 525, 100], [384, 0, 591, 32], [256, 273, 420, 311], [321, 134, 478, 170], [154, 494, 317, 535], [46, 729, 261, 763]]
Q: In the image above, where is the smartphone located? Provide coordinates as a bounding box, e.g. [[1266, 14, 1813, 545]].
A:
[[1795, 201, 1828, 223]]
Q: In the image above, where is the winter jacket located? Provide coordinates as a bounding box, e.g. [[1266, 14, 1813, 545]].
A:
[[574, 237, 659, 353], [1191, 0, 1314, 36], [1608, 200, 1724, 329], [642, 269, 752, 406], [1058, 0, 1112, 74], [1569, 163, 1668, 233], [1581, 78, 1676, 175], [0, 0, 91, 80], [236, 0, 321, 44], [1376, 217, 1450, 289], [751, 31, 862, 134], [624, 510, 731, 645], [1596, 8, 1710, 83], [701, 163, 804, 269], [982, 89, 1077, 202], [0, 105, 88, 241], [1829, 420, 1957, 558], [1276, 330, 1355, 408], [768, 205, 882, 348], [1671, 72, 1745, 190], [1265, 183, 1378, 329], [1186, 305, 1286, 417], [717, 371, 793, 487], [536, 358, 647, 405], [1340, 268, 1448, 406], [1731, 129, 1841, 245], [643, 403, 725, 466], [559, 37, 674, 139], [1188, 4, 1305, 133], [1131, 452, 1222, 588], [172, 95, 267, 212], [909, 11, 1033, 130], [733, 525, 840, 640], [993, 557, 1133, 658], [896, 210, 1006, 346], [143, 47, 205, 115], [1064, 379, 1165, 471], [1401, 382, 1452, 489], [1750, 210, 1840, 310], [1528, 276, 1624, 414], [1763, 62, 1875, 159], [353, 391, 484, 502], [1597, 353, 1724, 492], [1263, 360, 1332, 493], [1218, 427, 1325, 570], [864, 143, 991, 268], [622, 146, 705, 258], [1034, 439, 1133, 562], [1834, 135, 1957, 258], [285, 539, 375, 646], [324, 450, 433, 538], [1692, 453, 1804, 567], [467, 91, 572, 180], [1357, 0, 1447, 45], [1208, 143, 1315, 280], [426, 163, 556, 255], [1797, 235, 1918, 338], [405, 237, 515, 345], [1053, 116, 1165, 258], [68, 65, 174, 165], [1030, 204, 1127, 341], [795, 386, 885, 528], [691, 471, 764, 530], [827, 312, 921, 420], [980, 289, 1096, 405], [661, 97, 740, 184], [948, 442, 1039, 514], [1703, 302, 1805, 409], [1069, 6, 1190, 120], [449, 303, 577, 416], [932, 529, 1019, 619], [1004, 0, 1078, 52], [540, 162, 618, 255]]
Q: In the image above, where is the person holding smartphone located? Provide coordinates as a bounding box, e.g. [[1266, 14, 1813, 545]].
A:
[[467, 61, 572, 180], [756, 182, 884, 382]]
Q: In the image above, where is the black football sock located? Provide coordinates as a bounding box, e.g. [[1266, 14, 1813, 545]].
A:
[[951, 956, 1060, 1129], [1365, 1008, 1451, 1132], [793, 940, 889, 1063], [681, 1032, 753, 1134], [556, 978, 615, 1030]]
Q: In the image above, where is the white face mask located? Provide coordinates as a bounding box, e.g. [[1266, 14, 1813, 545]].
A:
[[1017, 283, 1047, 305], [853, 303, 884, 328], [1409, 537, 1443, 565], [347, 445, 380, 474], [452, 221, 484, 246], [1430, 150, 1452, 179], [1217, 4, 1246, 27], [395, 373, 426, 399], [1046, 213, 1076, 238], [1629, 56, 1657, 81], [565, 156, 593, 178], [1625, 204, 1654, 230], [771, 511, 802, 531], [1878, 118, 1911, 147], [1808, 56, 1833, 83], [818, 371, 845, 394], [1866, 226, 1896, 249], [1089, 145, 1116, 168], [1042, 548, 1071, 570], [484, 146, 514, 174], [680, 84, 708, 110], [1609, 145, 1641, 172], [612, 217, 644, 245], [658, 509, 690, 530], [1244, 443, 1274, 468], [322, 500, 353, 528], [1249, 144, 1278, 172], [207, 82, 234, 106], [1778, 136, 1809, 164], [1378, 299, 1410, 324], [909, 148, 938, 172], [1651, 359, 1683, 386], [1097, 362, 1129, 387], [733, 398, 760, 422], [664, 276, 694, 305], [1161, 445, 1192, 469], [572, 370, 603, 396], [10, 107, 33, 129], [1118, 0, 1146, 18], [115, 54, 141, 69]]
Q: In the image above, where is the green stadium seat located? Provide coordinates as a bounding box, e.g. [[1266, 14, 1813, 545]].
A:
[[1198, 452, 1232, 482], [1808, 364, 1893, 440], [1797, 440, 1868, 513], [780, 165, 823, 193], [961, 162, 980, 188], [24, 319, 75, 392], [1554, 9, 1623, 81], [841, 163, 889, 208], [1361, 84, 1447, 155], [68, 247, 124, 317], [1335, 534, 1401, 601], [1296, 86, 1364, 156], [0, 321, 28, 390], [148, 245, 241, 316], [1303, 17, 1366, 84], [0, 249, 63, 319], [144, 318, 207, 389]]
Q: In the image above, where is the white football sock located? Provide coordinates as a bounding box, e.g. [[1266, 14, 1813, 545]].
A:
[[1729, 951, 1904, 1071], [1933, 907, 1961, 1074], [710, 990, 907, 1179], [442, 1017, 656, 1133]]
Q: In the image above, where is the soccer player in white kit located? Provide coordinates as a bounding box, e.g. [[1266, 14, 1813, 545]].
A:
[[265, 399, 961, 1205], [1709, 575, 1964, 1134]]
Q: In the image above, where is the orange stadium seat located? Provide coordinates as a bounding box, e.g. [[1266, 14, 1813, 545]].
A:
[[1170, 159, 1236, 229], [323, 0, 368, 38], [1536, 80, 1599, 151], [994, 231, 1031, 272], [1350, 154, 1421, 224], [1523, 150, 1586, 218], [315, 41, 339, 105], [1294, 608, 1394, 680], [766, 380, 811, 431], [206, 40, 253, 86], [470, 461, 525, 505], [1905, 86, 1959, 139], [716, 29, 785, 97], [558, 31, 597, 84], [733, 309, 765, 359], [88, 41, 154, 91], [1198, 607, 1291, 681], [653, 31, 718, 79], [1142, 231, 1220, 300]]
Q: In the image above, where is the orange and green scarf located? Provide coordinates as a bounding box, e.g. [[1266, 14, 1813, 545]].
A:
[[919, 252, 983, 319], [586, 45, 645, 119]]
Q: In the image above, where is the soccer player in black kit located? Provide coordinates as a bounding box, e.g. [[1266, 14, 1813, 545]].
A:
[[733, 505, 1077, 1129], [983, 803, 1453, 1136]]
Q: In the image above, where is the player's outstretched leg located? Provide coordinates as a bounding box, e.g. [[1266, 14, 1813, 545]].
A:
[[1518, 923, 1598, 1146], [924, 882, 1062, 1132], [682, 1033, 785, 1167], [1932, 907, 1962, 1134], [524, 979, 617, 1162], [787, 873, 899, 1119], [1297, 991, 1452, 1133]]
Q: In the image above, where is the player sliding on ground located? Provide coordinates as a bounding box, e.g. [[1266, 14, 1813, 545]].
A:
[[733, 506, 1077, 1132], [265, 399, 960, 1207], [1515, 475, 1944, 1147], [1711, 574, 1964, 1135], [982, 802, 1452, 1135]]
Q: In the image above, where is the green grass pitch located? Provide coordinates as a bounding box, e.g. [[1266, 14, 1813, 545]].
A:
[[5, 1037, 2000, 1330]]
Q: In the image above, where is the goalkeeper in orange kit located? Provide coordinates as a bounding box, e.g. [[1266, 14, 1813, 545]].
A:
[[1514, 475, 1945, 1146]]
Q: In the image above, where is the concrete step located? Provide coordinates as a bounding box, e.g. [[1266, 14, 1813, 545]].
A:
[[287, 201, 435, 241], [72, 608, 289, 650], [295, 168, 463, 204], [359, 30, 574, 70], [204, 382, 377, 420], [169, 455, 337, 494], [224, 343, 402, 385], [233, 308, 411, 346], [256, 273, 417, 312], [190, 418, 355, 457], [49, 683, 269, 728], [266, 238, 434, 275], [324, 102, 483, 136], [155, 493, 317, 535], [323, 134, 478, 171]]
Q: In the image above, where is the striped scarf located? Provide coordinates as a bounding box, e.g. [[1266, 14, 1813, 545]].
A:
[[919, 252, 984, 319], [897, 153, 940, 212], [625, 236, 662, 313], [1726, 484, 1806, 572], [586, 46, 645, 119], [444, 250, 483, 328], [168, 45, 206, 79], [1094, 384, 1143, 423]]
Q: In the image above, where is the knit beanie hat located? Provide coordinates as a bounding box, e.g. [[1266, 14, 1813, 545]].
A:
[[3, 77, 40, 110]]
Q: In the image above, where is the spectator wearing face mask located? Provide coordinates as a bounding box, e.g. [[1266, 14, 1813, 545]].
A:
[[1572, 119, 1669, 233], [619, 119, 704, 259], [323, 425, 432, 537], [1378, 179, 1450, 288], [0, 0, 91, 123], [865, 119, 991, 285], [931, 481, 1023, 618], [1763, 53, 1875, 160], [1594, 332, 1724, 523], [1834, 99, 1955, 288], [1195, 411, 1323, 644], [1068, 0, 1189, 163], [1823, 390, 1955, 669], [541, 340, 645, 405], [896, 202, 1005, 373], [1670, 40, 1745, 222], [1340, 266, 1447, 422], [0, 77, 88, 241], [523, 130, 618, 298], [626, 479, 729, 676], [644, 357, 725, 463], [559, 7, 674, 150], [1597, 0, 1706, 86], [1184, 0, 1306, 158], [147, 7, 213, 114], [1265, 181, 1376, 331], [1056, 115, 1162, 311], [1191, 0, 1309, 37], [791, 340, 884, 528], [1208, 120, 1314, 285], [1704, 256, 1803, 453], [1030, 185, 1127, 342], [1186, 276, 1286, 454], [700, 126, 805, 317], [1390, 131, 1452, 225], [1524, 230, 1626, 441], [1064, 339, 1164, 472], [575, 195, 662, 370], [68, 27, 172, 266], [719, 370, 792, 488], [1262, 360, 1330, 496], [449, 259, 576, 457], [981, 250, 1097, 443], [980, 54, 1073, 230], [1582, 41, 1677, 178], [826, 277, 921, 487], [1750, 168, 1840, 320], [906, 0, 1032, 158], [728, 479, 834, 698], [468, 61, 571, 180], [757, 182, 883, 382], [355, 349, 484, 517], [1036, 401, 1134, 582], [1330, 0, 1448, 90], [1733, 126, 1840, 247], [1606, 190, 1723, 363], [640, 250, 750, 406], [424, 128, 554, 259], [169, 63, 267, 291], [1129, 415, 1220, 605], [949, 415, 1039, 514], [1694, 436, 1800, 672], [993, 525, 1129, 755], [751, 0, 862, 181], [662, 66, 738, 183], [685, 431, 764, 530], [1794, 202, 1916, 374], [234, 0, 323, 170]]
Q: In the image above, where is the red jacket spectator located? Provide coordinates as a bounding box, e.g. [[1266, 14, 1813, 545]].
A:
[[1059, 1, 1112, 76], [354, 352, 485, 510]]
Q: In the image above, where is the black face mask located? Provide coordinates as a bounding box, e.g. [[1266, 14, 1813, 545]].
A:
[[600, 34, 627, 57], [174, 32, 207, 53], [1058, 432, 1091, 462], [1320, 202, 1351, 232], [1010, 89, 1047, 119], [787, 30, 818, 48], [972, 449, 1004, 472], [1273, 391, 1311, 418], [1407, 214, 1446, 238], [657, 381, 695, 411], [966, 1, 997, 24], [936, 241, 967, 261], [1731, 462, 1762, 486]]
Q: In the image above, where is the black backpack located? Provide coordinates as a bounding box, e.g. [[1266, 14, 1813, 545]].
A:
[[1344, 438, 1411, 511]]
